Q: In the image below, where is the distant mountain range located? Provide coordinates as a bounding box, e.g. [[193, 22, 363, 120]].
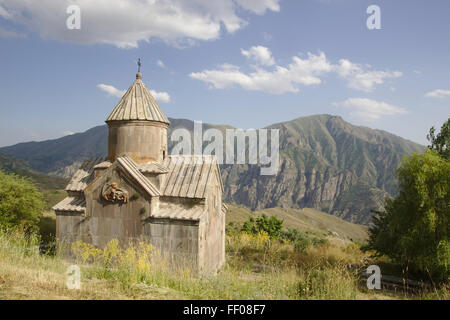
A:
[[0, 114, 425, 225], [0, 152, 67, 190]]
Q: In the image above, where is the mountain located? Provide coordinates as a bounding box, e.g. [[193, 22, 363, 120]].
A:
[[0, 152, 68, 190], [0, 114, 424, 225], [221, 115, 424, 224]]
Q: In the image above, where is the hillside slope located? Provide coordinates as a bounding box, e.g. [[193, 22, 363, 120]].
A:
[[0, 153, 68, 190], [0, 114, 424, 225], [226, 204, 368, 243]]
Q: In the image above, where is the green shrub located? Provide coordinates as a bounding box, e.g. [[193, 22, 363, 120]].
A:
[[280, 228, 327, 253], [0, 170, 45, 231], [241, 214, 283, 239], [365, 149, 449, 281]]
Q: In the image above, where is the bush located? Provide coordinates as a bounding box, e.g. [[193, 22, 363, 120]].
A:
[[241, 214, 283, 239], [365, 149, 449, 281], [0, 170, 45, 231], [280, 228, 311, 253], [280, 228, 327, 253]]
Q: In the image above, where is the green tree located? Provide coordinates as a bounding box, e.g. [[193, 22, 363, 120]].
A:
[[365, 149, 449, 281], [241, 214, 284, 239], [427, 117, 450, 160], [0, 169, 45, 231]]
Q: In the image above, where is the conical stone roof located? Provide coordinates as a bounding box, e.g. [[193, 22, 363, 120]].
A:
[[105, 72, 170, 124]]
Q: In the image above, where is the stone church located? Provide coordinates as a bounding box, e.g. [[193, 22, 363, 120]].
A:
[[53, 69, 226, 273]]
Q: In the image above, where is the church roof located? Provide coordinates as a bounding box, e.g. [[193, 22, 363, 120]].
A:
[[52, 196, 86, 213], [105, 72, 170, 124], [138, 161, 169, 174], [56, 155, 223, 220], [64, 155, 222, 199], [66, 157, 106, 192], [116, 156, 161, 197], [160, 155, 222, 199]]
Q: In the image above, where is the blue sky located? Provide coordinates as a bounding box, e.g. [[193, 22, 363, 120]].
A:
[[0, 0, 449, 147]]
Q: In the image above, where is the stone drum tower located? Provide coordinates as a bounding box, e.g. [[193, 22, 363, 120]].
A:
[[106, 71, 169, 164]]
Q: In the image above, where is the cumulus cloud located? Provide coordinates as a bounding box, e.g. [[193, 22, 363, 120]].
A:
[[97, 84, 170, 103], [150, 90, 171, 103], [241, 45, 275, 66], [191, 47, 402, 94], [0, 0, 280, 48], [191, 52, 332, 94], [333, 98, 407, 121], [425, 89, 450, 98], [97, 84, 126, 98], [235, 0, 280, 14], [335, 59, 402, 92]]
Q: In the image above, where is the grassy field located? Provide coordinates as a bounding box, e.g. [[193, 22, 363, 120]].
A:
[[1, 222, 447, 300], [2, 191, 446, 300]]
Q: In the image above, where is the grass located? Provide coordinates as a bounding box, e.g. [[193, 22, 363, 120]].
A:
[[0, 226, 447, 300]]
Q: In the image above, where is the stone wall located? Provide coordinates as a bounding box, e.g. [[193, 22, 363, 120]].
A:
[[143, 218, 199, 270], [199, 173, 226, 274]]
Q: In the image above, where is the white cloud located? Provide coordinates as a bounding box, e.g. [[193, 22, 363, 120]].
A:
[[150, 90, 171, 103], [413, 70, 422, 74], [333, 98, 407, 121], [425, 89, 450, 98], [0, 0, 280, 48], [191, 51, 332, 94], [63, 131, 75, 136], [241, 45, 275, 66], [157, 60, 165, 68], [97, 83, 170, 103], [191, 48, 402, 94], [335, 59, 402, 92], [234, 0, 280, 14], [97, 84, 125, 98]]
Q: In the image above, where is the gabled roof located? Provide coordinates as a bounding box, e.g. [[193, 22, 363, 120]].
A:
[[93, 161, 112, 169], [160, 155, 222, 199], [65, 155, 223, 200], [52, 196, 86, 213], [105, 73, 170, 124], [138, 161, 169, 174], [66, 157, 107, 192], [116, 156, 160, 197]]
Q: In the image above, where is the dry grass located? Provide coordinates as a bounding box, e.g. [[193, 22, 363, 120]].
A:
[[0, 228, 447, 300]]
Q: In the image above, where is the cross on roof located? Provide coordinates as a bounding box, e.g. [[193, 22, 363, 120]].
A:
[[137, 58, 141, 73]]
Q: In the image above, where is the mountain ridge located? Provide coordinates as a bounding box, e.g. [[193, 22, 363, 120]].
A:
[[0, 114, 425, 225]]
